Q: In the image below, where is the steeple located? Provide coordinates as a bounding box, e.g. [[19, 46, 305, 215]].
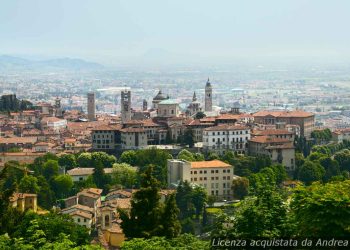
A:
[[192, 91, 197, 102], [206, 77, 211, 87], [205, 78, 212, 112]]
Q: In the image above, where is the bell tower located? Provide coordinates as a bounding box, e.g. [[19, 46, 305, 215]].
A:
[[205, 78, 212, 112]]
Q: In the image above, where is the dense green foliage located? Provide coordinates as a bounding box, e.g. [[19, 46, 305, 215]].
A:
[[119, 165, 181, 239], [121, 234, 209, 250]]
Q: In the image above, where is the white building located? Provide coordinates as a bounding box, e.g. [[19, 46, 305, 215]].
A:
[[40, 117, 67, 131], [203, 125, 251, 155], [167, 159, 237, 200]]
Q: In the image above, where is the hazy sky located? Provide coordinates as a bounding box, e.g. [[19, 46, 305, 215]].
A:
[[1, 0, 350, 65]]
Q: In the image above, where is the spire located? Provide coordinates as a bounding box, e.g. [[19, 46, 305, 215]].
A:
[[192, 91, 197, 102], [206, 77, 211, 87]]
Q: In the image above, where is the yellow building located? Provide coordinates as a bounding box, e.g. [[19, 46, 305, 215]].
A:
[[167, 159, 236, 200], [9, 193, 37, 212]]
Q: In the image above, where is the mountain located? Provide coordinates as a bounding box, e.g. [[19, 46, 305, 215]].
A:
[[0, 55, 104, 71]]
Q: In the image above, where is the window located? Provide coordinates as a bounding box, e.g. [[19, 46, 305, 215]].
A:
[[194, 178, 197, 181], [211, 177, 214, 180], [223, 183, 226, 188], [216, 177, 219, 180], [227, 176, 230, 180], [227, 169, 230, 173], [215, 183, 219, 188], [211, 183, 214, 188], [223, 170, 226, 173], [223, 176, 226, 180], [204, 170, 207, 174], [84, 218, 87, 222], [211, 170, 214, 173], [78, 218, 81, 223], [215, 170, 219, 173], [199, 177, 202, 181], [200, 170, 202, 174], [211, 190, 214, 195], [204, 177, 207, 180], [194, 171, 197, 174]]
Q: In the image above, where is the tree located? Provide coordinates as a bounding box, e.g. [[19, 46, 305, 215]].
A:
[[191, 185, 207, 218], [58, 154, 77, 170], [91, 152, 116, 168], [77, 153, 92, 167], [177, 149, 195, 161], [183, 128, 195, 148], [119, 165, 163, 238], [231, 177, 249, 200], [121, 234, 209, 250], [161, 194, 181, 238], [194, 111, 206, 119], [297, 160, 325, 185], [228, 189, 288, 237], [92, 161, 107, 189], [42, 160, 59, 180], [318, 156, 340, 182], [112, 163, 138, 188], [52, 175, 73, 199], [18, 175, 40, 194], [291, 181, 350, 237], [119, 150, 138, 166], [36, 175, 55, 209], [176, 181, 195, 219]]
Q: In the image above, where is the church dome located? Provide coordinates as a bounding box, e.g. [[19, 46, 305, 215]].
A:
[[153, 90, 167, 101]]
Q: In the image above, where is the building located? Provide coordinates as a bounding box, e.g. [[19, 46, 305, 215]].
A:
[[203, 125, 251, 155], [70, 210, 93, 231], [9, 193, 37, 212], [87, 92, 96, 121], [152, 90, 168, 109], [67, 167, 114, 182], [40, 116, 67, 131], [0, 137, 37, 152], [91, 124, 121, 151], [248, 136, 295, 172], [253, 110, 315, 138], [120, 127, 148, 150], [167, 159, 236, 200], [157, 99, 180, 118], [332, 128, 350, 143], [121, 90, 131, 123], [205, 78, 213, 112], [187, 92, 201, 117]]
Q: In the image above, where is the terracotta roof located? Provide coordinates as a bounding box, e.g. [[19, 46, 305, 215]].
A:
[[70, 210, 93, 219], [249, 136, 291, 144], [190, 160, 232, 169], [41, 117, 66, 123], [204, 124, 249, 131], [61, 204, 94, 214], [120, 127, 145, 133], [253, 129, 293, 136], [107, 223, 124, 233], [253, 110, 314, 118], [0, 137, 37, 144], [216, 114, 240, 120], [67, 167, 113, 176], [91, 124, 122, 131]]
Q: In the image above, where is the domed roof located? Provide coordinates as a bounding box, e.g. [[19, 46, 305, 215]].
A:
[[206, 78, 211, 87], [153, 90, 167, 101]]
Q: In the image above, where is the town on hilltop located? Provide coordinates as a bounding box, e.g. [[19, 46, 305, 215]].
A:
[[1, 76, 350, 249]]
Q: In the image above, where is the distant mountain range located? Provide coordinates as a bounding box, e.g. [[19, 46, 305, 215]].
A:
[[0, 55, 105, 71]]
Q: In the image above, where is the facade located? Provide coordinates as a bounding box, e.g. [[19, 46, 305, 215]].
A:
[[40, 116, 67, 131], [167, 159, 236, 200], [187, 92, 201, 117], [332, 128, 350, 143], [9, 193, 37, 212], [121, 90, 131, 123], [157, 99, 180, 118], [253, 110, 315, 138], [91, 124, 121, 151], [0, 137, 37, 152], [203, 125, 251, 155], [70, 211, 93, 230], [120, 127, 148, 149], [248, 136, 295, 172], [87, 92, 96, 121], [67, 167, 113, 182], [205, 78, 212, 112]]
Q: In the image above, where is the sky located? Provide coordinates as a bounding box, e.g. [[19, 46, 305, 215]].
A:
[[1, 0, 350, 66]]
